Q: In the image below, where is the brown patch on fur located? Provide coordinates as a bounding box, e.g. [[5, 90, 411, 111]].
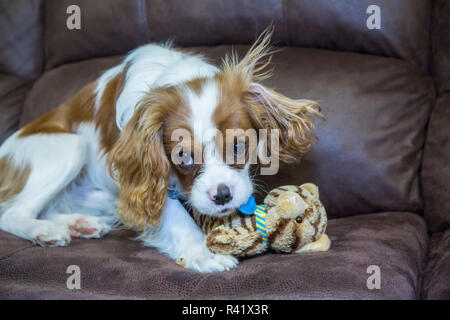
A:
[[240, 214, 249, 230], [164, 133, 202, 194], [19, 65, 127, 152], [291, 232, 301, 251], [312, 211, 322, 240], [158, 86, 202, 194], [185, 77, 208, 95], [227, 215, 233, 229], [0, 156, 30, 205], [217, 27, 323, 164], [95, 66, 128, 153], [267, 218, 290, 244], [304, 207, 314, 219], [19, 82, 97, 137], [242, 86, 322, 163], [297, 186, 307, 200], [242, 237, 264, 256], [208, 216, 217, 233], [206, 228, 240, 252], [199, 214, 205, 229], [213, 73, 255, 169], [251, 214, 257, 229], [206, 229, 223, 248]]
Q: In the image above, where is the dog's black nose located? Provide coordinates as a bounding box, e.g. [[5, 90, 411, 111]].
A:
[[214, 184, 232, 205]]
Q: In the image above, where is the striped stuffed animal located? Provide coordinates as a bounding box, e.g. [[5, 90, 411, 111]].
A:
[[192, 183, 331, 258]]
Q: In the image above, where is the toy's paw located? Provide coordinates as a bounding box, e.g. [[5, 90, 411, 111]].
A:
[[296, 233, 331, 253], [33, 222, 71, 247], [176, 244, 238, 273], [207, 226, 261, 256]]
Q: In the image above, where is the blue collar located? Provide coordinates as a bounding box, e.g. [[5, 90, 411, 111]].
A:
[[238, 194, 257, 215], [239, 196, 269, 246]]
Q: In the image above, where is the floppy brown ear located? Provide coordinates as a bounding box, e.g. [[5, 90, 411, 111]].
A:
[[221, 27, 322, 163], [244, 84, 322, 163], [108, 99, 170, 230]]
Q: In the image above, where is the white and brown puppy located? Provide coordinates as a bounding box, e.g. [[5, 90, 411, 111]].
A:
[[0, 31, 321, 272]]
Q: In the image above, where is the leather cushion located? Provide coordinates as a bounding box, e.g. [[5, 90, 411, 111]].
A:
[[422, 228, 450, 299], [0, 0, 44, 78], [20, 46, 434, 219], [145, 0, 288, 46], [0, 75, 32, 144], [432, 0, 450, 93], [0, 212, 428, 299], [422, 94, 450, 233], [44, 0, 147, 69], [284, 0, 432, 71]]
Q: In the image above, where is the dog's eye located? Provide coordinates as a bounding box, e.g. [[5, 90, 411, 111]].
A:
[[295, 216, 303, 224], [178, 150, 194, 168]]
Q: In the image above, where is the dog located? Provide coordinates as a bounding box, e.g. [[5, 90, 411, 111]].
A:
[[0, 30, 321, 272]]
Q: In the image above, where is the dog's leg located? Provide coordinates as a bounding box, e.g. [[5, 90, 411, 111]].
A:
[[0, 133, 88, 246], [140, 197, 238, 273]]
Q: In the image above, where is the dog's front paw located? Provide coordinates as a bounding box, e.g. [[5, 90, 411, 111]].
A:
[[178, 248, 238, 273], [32, 222, 71, 247], [67, 215, 110, 239]]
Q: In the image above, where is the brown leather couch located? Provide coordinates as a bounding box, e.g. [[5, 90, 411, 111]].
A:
[[1, 0, 449, 300]]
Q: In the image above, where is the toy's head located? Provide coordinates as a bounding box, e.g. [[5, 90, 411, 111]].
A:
[[263, 183, 327, 253]]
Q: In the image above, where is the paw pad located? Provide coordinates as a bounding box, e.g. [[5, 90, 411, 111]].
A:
[[69, 218, 99, 237]]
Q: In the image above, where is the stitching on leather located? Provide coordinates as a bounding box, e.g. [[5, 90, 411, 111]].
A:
[[139, 0, 150, 42], [1, 81, 31, 98], [0, 244, 36, 262], [43, 0, 49, 71], [0, 278, 145, 300]]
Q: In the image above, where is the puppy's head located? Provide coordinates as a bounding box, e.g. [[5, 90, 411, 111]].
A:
[[109, 29, 322, 230]]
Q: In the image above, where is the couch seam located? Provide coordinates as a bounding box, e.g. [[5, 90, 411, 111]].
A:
[[0, 79, 35, 138], [416, 218, 431, 299], [15, 80, 36, 128], [0, 78, 31, 97], [42, 0, 49, 72], [140, 0, 150, 42], [37, 0, 45, 77], [429, 0, 436, 80], [417, 235, 431, 299], [426, 0, 434, 76], [0, 244, 36, 262]]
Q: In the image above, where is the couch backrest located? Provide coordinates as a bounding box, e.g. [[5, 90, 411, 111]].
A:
[[0, 0, 44, 79], [40, 0, 433, 71], [0, 0, 434, 75], [421, 0, 450, 233], [431, 0, 450, 93], [283, 0, 432, 71]]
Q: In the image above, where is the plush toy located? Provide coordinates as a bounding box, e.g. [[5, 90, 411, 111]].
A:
[[192, 183, 331, 258]]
